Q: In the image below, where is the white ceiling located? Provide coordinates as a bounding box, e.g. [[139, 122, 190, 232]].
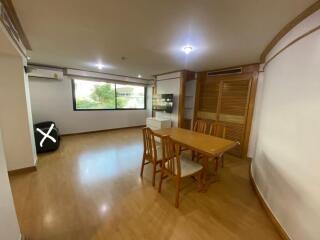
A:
[[13, 0, 315, 78]]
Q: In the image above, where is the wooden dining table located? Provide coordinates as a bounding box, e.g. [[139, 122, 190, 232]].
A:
[[153, 127, 238, 190]]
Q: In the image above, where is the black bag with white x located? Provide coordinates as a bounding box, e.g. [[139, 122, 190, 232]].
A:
[[34, 121, 60, 153]]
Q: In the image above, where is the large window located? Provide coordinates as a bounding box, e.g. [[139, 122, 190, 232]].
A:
[[72, 79, 146, 110]]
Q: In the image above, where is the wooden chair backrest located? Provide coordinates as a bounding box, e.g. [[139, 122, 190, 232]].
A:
[[161, 136, 181, 177], [142, 127, 158, 162], [193, 119, 207, 134], [209, 123, 226, 138]]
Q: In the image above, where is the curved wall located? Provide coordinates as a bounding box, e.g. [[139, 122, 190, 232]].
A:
[[251, 9, 320, 240]]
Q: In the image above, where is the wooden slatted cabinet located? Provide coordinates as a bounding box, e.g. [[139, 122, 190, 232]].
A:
[[195, 64, 258, 158]]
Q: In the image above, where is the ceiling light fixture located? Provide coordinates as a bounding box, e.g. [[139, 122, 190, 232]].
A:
[[27, 56, 31, 60], [182, 45, 193, 54], [138, 74, 142, 78], [96, 63, 105, 70]]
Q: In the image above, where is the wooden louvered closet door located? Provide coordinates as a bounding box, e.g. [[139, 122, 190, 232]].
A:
[[198, 78, 220, 120], [195, 65, 258, 158], [218, 77, 252, 157]]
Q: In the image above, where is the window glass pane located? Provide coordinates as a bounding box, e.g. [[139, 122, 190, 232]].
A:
[[73, 79, 115, 109], [116, 84, 145, 109]]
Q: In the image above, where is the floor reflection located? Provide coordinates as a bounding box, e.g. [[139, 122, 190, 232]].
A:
[[9, 128, 282, 240], [78, 143, 142, 186]]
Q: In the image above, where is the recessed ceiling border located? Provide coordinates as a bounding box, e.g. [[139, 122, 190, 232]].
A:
[[260, 0, 320, 63]]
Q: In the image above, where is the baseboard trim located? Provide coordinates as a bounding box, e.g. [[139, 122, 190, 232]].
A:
[[61, 125, 146, 136], [249, 160, 290, 240], [8, 166, 37, 176]]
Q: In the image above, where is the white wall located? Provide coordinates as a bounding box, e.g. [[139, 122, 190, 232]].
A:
[[0, 129, 21, 240], [0, 23, 37, 171], [155, 72, 182, 127], [251, 10, 320, 240], [146, 85, 153, 117], [29, 76, 150, 134]]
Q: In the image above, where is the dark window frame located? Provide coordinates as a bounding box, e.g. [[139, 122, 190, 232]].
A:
[[71, 79, 147, 111]]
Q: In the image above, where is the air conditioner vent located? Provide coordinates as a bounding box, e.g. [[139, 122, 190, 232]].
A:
[[28, 67, 64, 80], [207, 67, 242, 76]]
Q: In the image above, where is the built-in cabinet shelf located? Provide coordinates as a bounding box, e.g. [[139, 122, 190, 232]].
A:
[[182, 77, 196, 129], [154, 70, 195, 129]]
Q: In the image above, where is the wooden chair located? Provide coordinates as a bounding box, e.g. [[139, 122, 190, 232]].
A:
[[209, 122, 226, 139], [193, 119, 207, 134], [140, 127, 162, 186], [209, 122, 227, 169], [158, 136, 203, 208], [188, 119, 208, 160]]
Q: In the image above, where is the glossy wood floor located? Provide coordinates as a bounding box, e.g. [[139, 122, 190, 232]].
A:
[[9, 128, 281, 240]]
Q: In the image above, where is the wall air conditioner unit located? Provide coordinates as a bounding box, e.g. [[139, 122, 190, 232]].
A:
[[28, 67, 64, 80], [207, 67, 242, 76]]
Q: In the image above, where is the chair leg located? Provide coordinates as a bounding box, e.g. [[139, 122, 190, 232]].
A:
[[203, 157, 209, 185], [221, 155, 224, 168], [152, 163, 157, 187], [158, 170, 164, 193], [140, 154, 146, 177], [215, 157, 219, 173], [196, 171, 203, 191], [175, 178, 181, 208], [192, 151, 199, 162]]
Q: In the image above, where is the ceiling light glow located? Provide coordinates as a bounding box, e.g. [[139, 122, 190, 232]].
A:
[[96, 63, 105, 70], [182, 45, 193, 54], [138, 74, 142, 78]]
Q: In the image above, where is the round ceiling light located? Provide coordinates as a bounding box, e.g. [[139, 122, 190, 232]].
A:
[[95, 63, 105, 70], [182, 45, 193, 54]]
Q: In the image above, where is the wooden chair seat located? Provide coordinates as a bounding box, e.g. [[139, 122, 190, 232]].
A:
[[165, 155, 203, 177]]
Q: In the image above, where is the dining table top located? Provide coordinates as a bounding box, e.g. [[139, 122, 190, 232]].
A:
[[153, 127, 238, 157]]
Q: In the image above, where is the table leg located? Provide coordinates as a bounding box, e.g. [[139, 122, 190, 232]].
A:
[[200, 156, 219, 192], [200, 156, 208, 192]]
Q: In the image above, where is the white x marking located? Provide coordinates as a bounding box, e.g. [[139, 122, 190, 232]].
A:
[[36, 123, 57, 148]]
